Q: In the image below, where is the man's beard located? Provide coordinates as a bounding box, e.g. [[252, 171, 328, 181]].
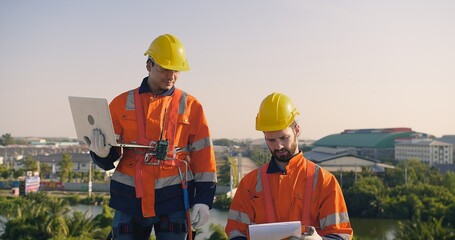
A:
[[270, 141, 298, 162]]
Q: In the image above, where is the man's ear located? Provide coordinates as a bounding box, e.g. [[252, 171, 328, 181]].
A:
[[146, 61, 152, 72], [295, 124, 301, 137]]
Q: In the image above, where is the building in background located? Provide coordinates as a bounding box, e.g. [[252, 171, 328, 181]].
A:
[[304, 147, 395, 174], [395, 139, 453, 165], [312, 128, 432, 161], [436, 135, 455, 160]]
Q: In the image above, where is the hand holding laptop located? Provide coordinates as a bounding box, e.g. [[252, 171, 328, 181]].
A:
[[69, 96, 151, 150], [88, 129, 111, 158]]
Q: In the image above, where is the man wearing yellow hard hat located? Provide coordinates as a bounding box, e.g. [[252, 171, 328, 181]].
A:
[[225, 92, 353, 239], [88, 34, 217, 240]]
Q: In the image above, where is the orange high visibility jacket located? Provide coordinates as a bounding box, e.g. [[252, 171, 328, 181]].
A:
[[92, 78, 217, 218], [225, 153, 353, 239]]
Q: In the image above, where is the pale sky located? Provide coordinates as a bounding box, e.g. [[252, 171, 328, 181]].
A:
[[1, 1, 454, 141]]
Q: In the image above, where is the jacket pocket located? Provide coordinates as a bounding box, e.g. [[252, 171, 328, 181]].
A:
[[119, 111, 138, 143], [174, 114, 190, 142], [250, 191, 267, 223]]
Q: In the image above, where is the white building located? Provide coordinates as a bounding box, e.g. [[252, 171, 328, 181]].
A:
[[395, 139, 453, 164]]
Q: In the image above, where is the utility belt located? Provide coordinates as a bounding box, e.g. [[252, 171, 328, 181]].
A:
[[120, 140, 187, 167], [122, 140, 191, 207]]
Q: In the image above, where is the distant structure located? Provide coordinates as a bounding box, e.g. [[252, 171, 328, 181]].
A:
[[312, 128, 432, 161], [395, 139, 453, 165], [436, 135, 455, 160], [304, 147, 395, 174]]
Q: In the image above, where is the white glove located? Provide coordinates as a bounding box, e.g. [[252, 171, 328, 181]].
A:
[[289, 226, 322, 240], [88, 129, 111, 158], [190, 203, 210, 228]]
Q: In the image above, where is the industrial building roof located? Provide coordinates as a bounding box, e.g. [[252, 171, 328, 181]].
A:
[[313, 129, 416, 148]]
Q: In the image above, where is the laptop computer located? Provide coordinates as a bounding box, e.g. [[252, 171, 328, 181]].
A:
[[68, 96, 151, 149]]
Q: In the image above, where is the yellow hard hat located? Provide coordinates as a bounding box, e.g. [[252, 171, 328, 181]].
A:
[[255, 92, 300, 131], [144, 34, 190, 71]]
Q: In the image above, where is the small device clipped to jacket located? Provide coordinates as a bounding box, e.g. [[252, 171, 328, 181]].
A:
[[155, 139, 169, 160]]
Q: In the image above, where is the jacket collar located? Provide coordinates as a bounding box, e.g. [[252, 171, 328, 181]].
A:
[[138, 77, 175, 96], [267, 151, 303, 174]]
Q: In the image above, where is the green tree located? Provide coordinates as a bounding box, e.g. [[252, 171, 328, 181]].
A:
[[0, 192, 70, 239], [395, 216, 455, 240], [207, 223, 228, 240], [0, 165, 10, 179], [249, 146, 270, 166], [382, 183, 455, 221], [40, 162, 52, 179], [92, 169, 105, 182], [216, 156, 230, 186], [0, 133, 15, 146], [212, 193, 232, 210], [59, 153, 74, 182], [385, 159, 441, 187], [345, 176, 386, 217], [24, 155, 39, 172], [442, 171, 455, 195], [0, 192, 112, 240], [65, 211, 96, 239]]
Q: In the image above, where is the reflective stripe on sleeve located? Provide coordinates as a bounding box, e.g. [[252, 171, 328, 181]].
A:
[[194, 172, 217, 182], [189, 137, 212, 152], [228, 209, 252, 225], [111, 171, 135, 187], [319, 211, 350, 229]]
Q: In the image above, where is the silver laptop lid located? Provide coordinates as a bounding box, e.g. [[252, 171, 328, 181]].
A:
[[68, 96, 119, 147]]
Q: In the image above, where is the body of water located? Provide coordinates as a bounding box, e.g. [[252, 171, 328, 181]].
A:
[[73, 205, 398, 240]]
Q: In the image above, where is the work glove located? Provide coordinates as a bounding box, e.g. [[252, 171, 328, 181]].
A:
[[289, 226, 322, 240], [190, 203, 210, 228], [87, 129, 111, 158]]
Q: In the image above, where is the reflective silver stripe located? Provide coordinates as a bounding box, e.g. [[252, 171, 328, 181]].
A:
[[229, 230, 247, 239], [188, 137, 213, 152], [194, 172, 217, 182], [111, 171, 135, 187], [155, 168, 195, 189], [155, 174, 184, 189], [228, 209, 252, 225], [126, 90, 135, 110], [313, 165, 320, 190], [179, 91, 187, 114], [256, 169, 263, 192], [319, 211, 350, 229]]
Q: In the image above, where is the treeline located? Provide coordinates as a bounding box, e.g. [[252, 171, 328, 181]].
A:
[[0, 192, 113, 240], [341, 160, 455, 239], [0, 192, 228, 240]]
